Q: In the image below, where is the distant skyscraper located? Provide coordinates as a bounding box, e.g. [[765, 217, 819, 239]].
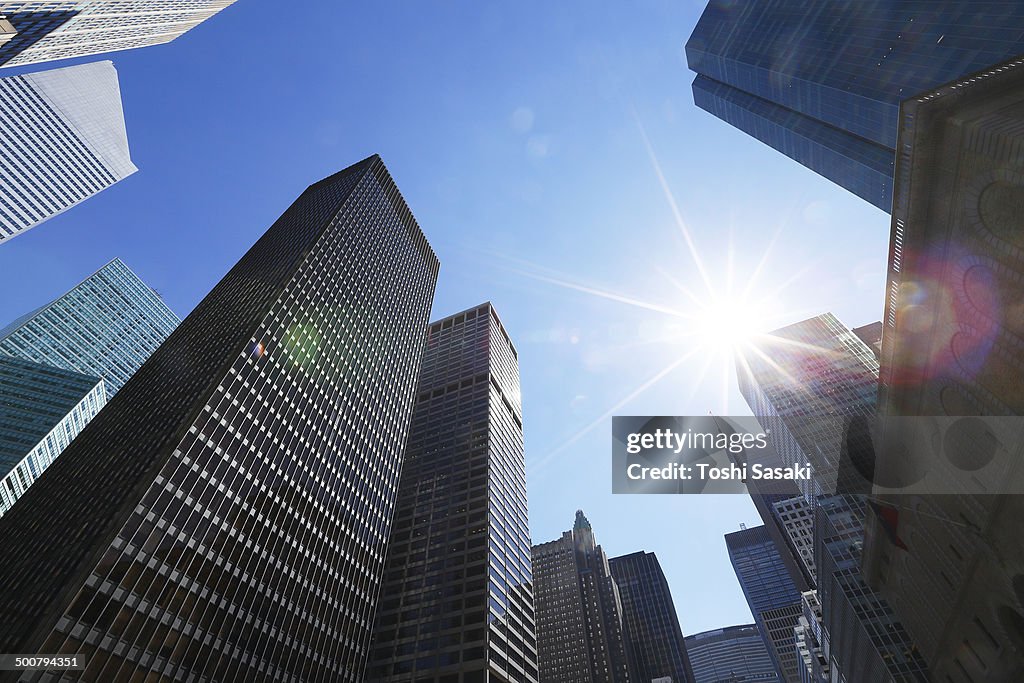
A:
[[0, 258, 178, 394], [0, 155, 440, 681], [684, 624, 779, 683], [0, 355, 105, 516], [367, 302, 538, 683], [0, 1, 236, 68], [771, 496, 816, 585], [609, 551, 695, 683], [0, 61, 136, 244], [725, 525, 803, 683], [533, 511, 633, 683], [685, 1, 1024, 212]]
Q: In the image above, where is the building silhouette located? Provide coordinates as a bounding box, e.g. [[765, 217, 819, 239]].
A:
[[685, 1, 1024, 212], [0, 155, 439, 681], [533, 511, 633, 682], [0, 1, 236, 68], [684, 623, 779, 683], [609, 551, 695, 683], [0, 61, 136, 245], [366, 302, 538, 683]]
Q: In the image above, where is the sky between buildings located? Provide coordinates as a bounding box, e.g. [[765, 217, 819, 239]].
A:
[[0, 0, 891, 636]]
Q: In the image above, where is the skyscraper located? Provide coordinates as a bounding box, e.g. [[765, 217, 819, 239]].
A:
[[685, 1, 1024, 212], [0, 1, 236, 68], [738, 314, 927, 682], [366, 302, 538, 683], [860, 55, 1024, 681], [532, 511, 633, 683], [737, 313, 880, 500], [0, 257, 179, 395], [725, 525, 803, 683], [0, 155, 439, 681], [0, 355, 105, 517], [608, 552, 695, 683], [684, 624, 779, 683], [0, 61, 136, 244]]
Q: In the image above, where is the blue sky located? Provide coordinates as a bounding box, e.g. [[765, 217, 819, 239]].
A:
[[0, 1, 891, 636]]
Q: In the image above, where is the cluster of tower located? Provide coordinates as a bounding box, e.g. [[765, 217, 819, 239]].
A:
[[688, 2, 1024, 682]]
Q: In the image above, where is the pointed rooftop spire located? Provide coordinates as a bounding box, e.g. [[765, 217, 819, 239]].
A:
[[574, 509, 592, 532]]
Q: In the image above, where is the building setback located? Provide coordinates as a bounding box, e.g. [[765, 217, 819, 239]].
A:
[[533, 511, 633, 683], [0, 61, 136, 245], [0, 155, 439, 681], [685, 1, 1024, 212], [367, 302, 538, 683], [0, 355, 105, 517], [609, 551, 695, 683], [0, 1, 236, 68], [725, 525, 803, 683], [684, 624, 779, 683]]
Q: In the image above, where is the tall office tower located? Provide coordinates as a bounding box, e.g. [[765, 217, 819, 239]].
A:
[[0, 61, 136, 244], [532, 511, 633, 683], [725, 525, 803, 683], [738, 313, 879, 501], [860, 53, 1024, 683], [685, 1, 1024, 212], [813, 498, 927, 682], [0, 355, 105, 516], [0, 257, 178, 395], [0, 155, 440, 682], [739, 314, 927, 682], [609, 551, 695, 683], [366, 303, 538, 683], [0, 1, 236, 68], [684, 624, 779, 683]]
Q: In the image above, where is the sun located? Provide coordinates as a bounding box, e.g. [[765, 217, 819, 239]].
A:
[[690, 292, 775, 353]]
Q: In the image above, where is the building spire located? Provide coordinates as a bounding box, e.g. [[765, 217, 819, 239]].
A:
[[574, 509, 592, 532]]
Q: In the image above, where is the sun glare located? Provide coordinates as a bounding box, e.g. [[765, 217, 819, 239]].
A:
[[690, 293, 773, 353]]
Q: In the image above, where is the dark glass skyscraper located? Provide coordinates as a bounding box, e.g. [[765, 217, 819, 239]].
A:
[[608, 552, 695, 683], [725, 525, 803, 683], [684, 624, 779, 683], [0, 155, 439, 681], [686, 1, 1024, 212], [367, 302, 538, 683], [532, 511, 633, 683]]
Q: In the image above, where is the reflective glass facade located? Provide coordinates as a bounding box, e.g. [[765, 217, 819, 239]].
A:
[[608, 551, 695, 683], [0, 1, 236, 68], [737, 313, 879, 501], [532, 511, 632, 683], [684, 624, 779, 683], [686, 1, 1024, 212], [0, 354, 105, 516], [0, 257, 179, 395], [725, 525, 802, 683], [367, 303, 537, 683], [0, 155, 439, 682], [0, 61, 136, 244]]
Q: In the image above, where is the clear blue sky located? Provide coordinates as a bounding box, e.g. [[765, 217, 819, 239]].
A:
[[0, 1, 891, 636]]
